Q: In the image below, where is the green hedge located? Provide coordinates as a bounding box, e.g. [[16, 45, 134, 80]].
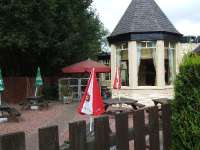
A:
[[171, 54, 200, 150]]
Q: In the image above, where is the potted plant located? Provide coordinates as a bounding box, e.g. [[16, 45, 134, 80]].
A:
[[61, 84, 73, 104]]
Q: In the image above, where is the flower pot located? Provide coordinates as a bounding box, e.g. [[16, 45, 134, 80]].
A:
[[63, 96, 73, 104]]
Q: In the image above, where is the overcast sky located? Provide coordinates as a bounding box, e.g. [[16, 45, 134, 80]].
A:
[[92, 0, 200, 36]]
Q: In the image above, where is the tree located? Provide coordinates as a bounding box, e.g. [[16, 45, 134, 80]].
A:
[[0, 0, 106, 76]]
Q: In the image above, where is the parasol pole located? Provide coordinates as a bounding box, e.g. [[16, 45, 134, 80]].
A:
[[118, 88, 121, 102], [0, 92, 1, 106], [89, 115, 93, 132], [35, 87, 38, 96], [0, 92, 2, 116]]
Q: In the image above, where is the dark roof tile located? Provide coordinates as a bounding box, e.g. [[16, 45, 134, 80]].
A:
[[110, 0, 181, 37]]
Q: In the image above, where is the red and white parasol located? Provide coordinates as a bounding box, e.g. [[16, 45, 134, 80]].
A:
[[78, 68, 105, 116], [113, 66, 121, 89], [113, 66, 122, 101]]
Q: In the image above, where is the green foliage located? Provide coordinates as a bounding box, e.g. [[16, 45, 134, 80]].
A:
[[0, 0, 107, 76], [60, 82, 72, 97], [43, 84, 58, 100], [171, 54, 200, 150]]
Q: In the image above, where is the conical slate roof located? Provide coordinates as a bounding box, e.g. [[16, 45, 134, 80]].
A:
[[110, 0, 181, 37]]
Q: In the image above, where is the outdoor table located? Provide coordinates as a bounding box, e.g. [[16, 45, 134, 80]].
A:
[[0, 103, 21, 122], [0, 103, 10, 114], [24, 96, 48, 110], [104, 98, 138, 111], [152, 98, 170, 106], [0, 104, 10, 123], [26, 96, 43, 104], [26, 96, 43, 102]]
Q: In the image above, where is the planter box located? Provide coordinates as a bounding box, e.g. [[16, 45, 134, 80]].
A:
[[63, 96, 73, 104]]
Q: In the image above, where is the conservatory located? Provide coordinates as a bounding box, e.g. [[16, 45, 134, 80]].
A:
[[107, 0, 182, 99]]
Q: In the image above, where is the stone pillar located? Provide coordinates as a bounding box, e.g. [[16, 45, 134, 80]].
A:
[[156, 40, 165, 88], [111, 44, 117, 86], [128, 41, 138, 88]]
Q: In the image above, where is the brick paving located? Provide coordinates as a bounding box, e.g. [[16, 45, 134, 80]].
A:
[[0, 102, 89, 150], [0, 101, 162, 150]]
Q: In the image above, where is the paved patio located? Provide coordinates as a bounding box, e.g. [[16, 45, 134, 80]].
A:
[[0, 100, 164, 150], [0, 102, 90, 150]]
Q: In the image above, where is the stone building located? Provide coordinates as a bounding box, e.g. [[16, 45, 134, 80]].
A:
[[193, 45, 200, 53], [181, 36, 200, 55], [97, 51, 111, 88], [107, 0, 184, 103]]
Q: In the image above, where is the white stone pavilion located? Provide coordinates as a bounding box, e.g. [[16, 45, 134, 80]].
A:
[[107, 0, 183, 104]]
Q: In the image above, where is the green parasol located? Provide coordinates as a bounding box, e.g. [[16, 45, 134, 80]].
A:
[[35, 67, 43, 87], [0, 69, 4, 105], [35, 67, 43, 96]]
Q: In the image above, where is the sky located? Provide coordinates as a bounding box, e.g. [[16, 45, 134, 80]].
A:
[[92, 0, 200, 36]]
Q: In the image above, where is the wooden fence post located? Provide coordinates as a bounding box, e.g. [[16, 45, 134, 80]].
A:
[[39, 126, 59, 150], [148, 106, 159, 150], [133, 109, 146, 150], [94, 116, 110, 150], [162, 104, 171, 150], [69, 120, 87, 150], [0, 132, 25, 150], [115, 112, 129, 150]]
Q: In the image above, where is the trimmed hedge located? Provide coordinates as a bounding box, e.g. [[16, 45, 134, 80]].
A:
[[171, 54, 200, 150]]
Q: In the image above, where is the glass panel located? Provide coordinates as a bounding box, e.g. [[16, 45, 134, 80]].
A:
[[116, 43, 129, 86], [137, 41, 157, 86], [164, 41, 169, 48], [122, 43, 128, 50], [137, 48, 141, 69], [105, 73, 110, 80], [137, 42, 146, 48], [120, 50, 128, 60], [170, 43, 176, 48], [141, 48, 153, 59], [120, 61, 129, 86], [164, 42, 176, 85], [147, 41, 156, 48]]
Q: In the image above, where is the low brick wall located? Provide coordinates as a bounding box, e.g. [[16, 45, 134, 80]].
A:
[[1, 77, 59, 103]]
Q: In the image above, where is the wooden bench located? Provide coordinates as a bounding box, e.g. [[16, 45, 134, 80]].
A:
[[104, 98, 137, 111], [104, 98, 146, 116], [8, 108, 21, 122], [21, 96, 48, 110], [151, 98, 171, 119], [35, 101, 49, 110], [153, 98, 171, 106], [133, 102, 146, 110], [0, 105, 21, 122]]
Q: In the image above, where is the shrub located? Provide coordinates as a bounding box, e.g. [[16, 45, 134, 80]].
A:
[[43, 84, 58, 100], [171, 54, 200, 150]]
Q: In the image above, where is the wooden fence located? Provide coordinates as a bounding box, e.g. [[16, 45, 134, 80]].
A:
[[2, 77, 59, 103], [0, 104, 171, 150]]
